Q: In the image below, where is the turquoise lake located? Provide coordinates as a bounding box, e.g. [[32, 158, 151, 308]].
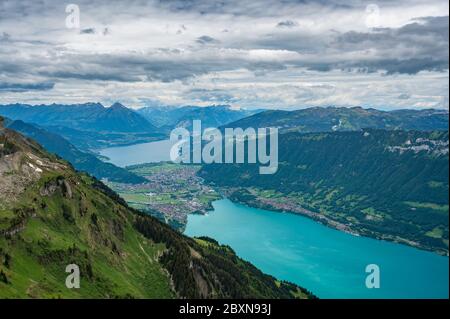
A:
[[99, 139, 175, 167], [185, 199, 449, 299], [101, 140, 449, 299]]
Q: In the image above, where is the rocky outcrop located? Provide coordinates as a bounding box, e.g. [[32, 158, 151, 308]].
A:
[[40, 177, 73, 199]]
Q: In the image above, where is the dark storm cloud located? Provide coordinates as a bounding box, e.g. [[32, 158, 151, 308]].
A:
[[244, 15, 449, 74], [0, 32, 11, 41], [187, 88, 236, 103], [196, 35, 220, 45], [80, 28, 96, 34], [329, 16, 449, 74], [276, 20, 298, 28], [0, 82, 55, 92], [31, 52, 242, 83], [155, 0, 365, 16], [249, 32, 327, 54]]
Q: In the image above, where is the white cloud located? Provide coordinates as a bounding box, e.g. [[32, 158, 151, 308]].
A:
[[0, 0, 448, 110]]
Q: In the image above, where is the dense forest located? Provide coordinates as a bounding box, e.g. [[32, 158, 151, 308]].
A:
[[133, 212, 313, 298]]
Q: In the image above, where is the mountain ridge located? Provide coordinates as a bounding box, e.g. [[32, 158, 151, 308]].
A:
[[0, 102, 157, 133], [137, 104, 262, 130], [222, 106, 449, 133], [0, 103, 164, 150], [5, 119, 147, 184]]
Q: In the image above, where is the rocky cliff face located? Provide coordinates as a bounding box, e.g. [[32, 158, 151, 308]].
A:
[[0, 119, 68, 205]]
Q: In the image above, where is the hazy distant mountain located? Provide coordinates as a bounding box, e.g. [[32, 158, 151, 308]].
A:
[[137, 105, 184, 127], [0, 102, 157, 133], [137, 105, 262, 130], [6, 120, 147, 184], [0, 103, 164, 150], [224, 106, 449, 133]]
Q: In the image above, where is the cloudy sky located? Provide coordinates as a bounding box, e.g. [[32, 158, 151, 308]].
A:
[[0, 0, 448, 110]]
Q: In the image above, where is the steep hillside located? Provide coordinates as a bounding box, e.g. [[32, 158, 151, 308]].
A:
[[6, 120, 146, 184], [224, 106, 449, 133], [0, 117, 313, 299], [199, 129, 449, 254]]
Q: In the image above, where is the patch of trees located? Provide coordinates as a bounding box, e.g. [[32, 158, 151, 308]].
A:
[[0, 269, 8, 284], [38, 244, 94, 281], [134, 213, 314, 299]]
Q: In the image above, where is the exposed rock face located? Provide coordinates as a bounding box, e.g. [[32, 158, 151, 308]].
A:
[[387, 137, 449, 156], [0, 152, 44, 204], [0, 117, 68, 205], [39, 177, 73, 199]]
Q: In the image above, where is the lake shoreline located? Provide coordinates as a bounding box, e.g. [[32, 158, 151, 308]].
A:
[[185, 198, 449, 299], [216, 187, 448, 257]]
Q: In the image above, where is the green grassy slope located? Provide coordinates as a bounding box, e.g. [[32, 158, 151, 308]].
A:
[[0, 117, 313, 299], [0, 170, 174, 298]]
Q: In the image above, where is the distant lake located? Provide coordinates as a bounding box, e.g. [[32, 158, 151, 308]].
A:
[[99, 139, 175, 167], [185, 199, 449, 299]]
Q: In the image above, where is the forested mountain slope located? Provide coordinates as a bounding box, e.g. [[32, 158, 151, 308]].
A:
[[199, 129, 449, 253], [0, 117, 313, 298]]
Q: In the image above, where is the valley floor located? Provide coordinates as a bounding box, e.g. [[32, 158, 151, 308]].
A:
[[106, 163, 220, 231]]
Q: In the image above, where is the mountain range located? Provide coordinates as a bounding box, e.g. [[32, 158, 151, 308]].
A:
[[0, 103, 163, 150], [137, 105, 262, 131], [2, 104, 447, 151], [223, 106, 449, 133], [0, 103, 263, 150], [0, 116, 313, 298], [0, 102, 157, 133]]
